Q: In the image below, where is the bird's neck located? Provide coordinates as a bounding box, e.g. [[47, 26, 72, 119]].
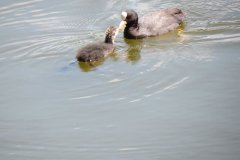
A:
[[124, 21, 139, 39], [126, 18, 138, 29]]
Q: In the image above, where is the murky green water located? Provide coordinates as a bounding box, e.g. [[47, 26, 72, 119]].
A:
[[1, 0, 240, 159]]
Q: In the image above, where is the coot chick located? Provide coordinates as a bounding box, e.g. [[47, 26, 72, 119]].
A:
[[76, 26, 118, 62], [121, 8, 185, 39]]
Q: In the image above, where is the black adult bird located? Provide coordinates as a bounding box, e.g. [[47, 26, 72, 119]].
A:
[[76, 26, 118, 62], [121, 8, 185, 39]]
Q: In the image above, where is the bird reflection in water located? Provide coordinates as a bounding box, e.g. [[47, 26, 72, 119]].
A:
[[124, 38, 143, 63]]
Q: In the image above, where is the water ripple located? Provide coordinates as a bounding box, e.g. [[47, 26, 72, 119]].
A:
[[1, 0, 240, 159]]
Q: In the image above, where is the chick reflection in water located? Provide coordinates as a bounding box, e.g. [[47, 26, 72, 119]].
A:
[[78, 59, 104, 72]]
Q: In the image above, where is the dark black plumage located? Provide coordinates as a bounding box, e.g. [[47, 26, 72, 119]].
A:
[[76, 26, 117, 62], [122, 8, 185, 39]]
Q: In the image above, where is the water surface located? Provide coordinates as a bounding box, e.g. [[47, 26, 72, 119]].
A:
[[1, 0, 240, 159]]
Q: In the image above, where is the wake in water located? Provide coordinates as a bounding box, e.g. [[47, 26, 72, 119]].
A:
[[60, 60, 77, 72]]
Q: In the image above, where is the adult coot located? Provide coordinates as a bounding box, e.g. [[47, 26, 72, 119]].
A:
[[121, 8, 185, 39], [76, 26, 119, 62]]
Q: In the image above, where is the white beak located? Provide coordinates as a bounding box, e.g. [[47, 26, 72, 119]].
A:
[[121, 11, 127, 20]]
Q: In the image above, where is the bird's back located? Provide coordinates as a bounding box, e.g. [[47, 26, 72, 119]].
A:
[[76, 43, 113, 62], [139, 8, 184, 36]]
